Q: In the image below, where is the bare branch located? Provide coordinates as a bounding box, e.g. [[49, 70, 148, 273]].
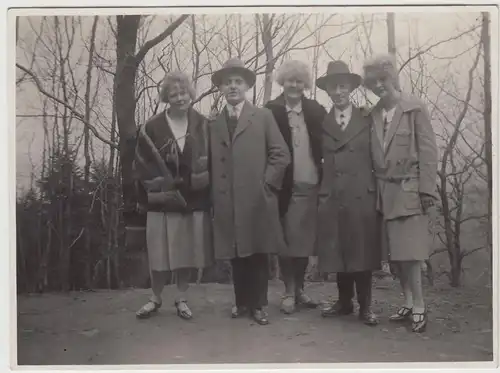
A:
[[16, 63, 118, 149], [399, 24, 481, 72], [460, 246, 486, 258], [135, 15, 189, 64]]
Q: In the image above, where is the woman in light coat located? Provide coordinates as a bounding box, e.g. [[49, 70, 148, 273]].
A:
[[133, 71, 213, 320], [265, 60, 326, 314], [362, 54, 439, 333]]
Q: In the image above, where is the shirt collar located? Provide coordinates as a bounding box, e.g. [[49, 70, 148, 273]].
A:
[[334, 104, 353, 117], [286, 101, 303, 115], [226, 100, 245, 118]]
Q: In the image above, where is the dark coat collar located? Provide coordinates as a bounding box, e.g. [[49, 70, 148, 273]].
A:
[[266, 93, 316, 111]]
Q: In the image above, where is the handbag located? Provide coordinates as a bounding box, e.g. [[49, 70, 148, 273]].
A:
[[148, 189, 187, 210]]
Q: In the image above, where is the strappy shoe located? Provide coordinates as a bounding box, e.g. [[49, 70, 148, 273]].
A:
[[412, 310, 428, 333], [389, 306, 412, 322], [136, 299, 162, 319], [280, 295, 296, 314], [175, 299, 193, 320]]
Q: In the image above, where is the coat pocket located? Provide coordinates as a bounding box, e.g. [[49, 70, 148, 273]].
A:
[[400, 178, 422, 211], [401, 178, 419, 192], [394, 130, 412, 147], [403, 191, 422, 211]]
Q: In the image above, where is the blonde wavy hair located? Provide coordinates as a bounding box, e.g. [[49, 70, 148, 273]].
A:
[[362, 54, 401, 91], [159, 71, 196, 104], [275, 60, 313, 90]]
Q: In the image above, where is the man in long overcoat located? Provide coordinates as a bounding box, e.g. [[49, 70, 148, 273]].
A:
[[209, 58, 291, 325], [316, 60, 382, 326]]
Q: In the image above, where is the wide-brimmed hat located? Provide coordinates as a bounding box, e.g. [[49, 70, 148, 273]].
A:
[[211, 58, 256, 88], [316, 60, 361, 91]]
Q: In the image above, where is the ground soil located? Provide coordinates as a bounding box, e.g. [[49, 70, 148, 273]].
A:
[[16, 278, 493, 365]]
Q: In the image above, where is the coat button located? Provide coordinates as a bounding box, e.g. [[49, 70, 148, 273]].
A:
[[221, 174, 227, 179], [221, 157, 226, 162]]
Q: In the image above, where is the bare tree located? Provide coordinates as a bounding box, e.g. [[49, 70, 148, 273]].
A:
[[436, 41, 482, 287], [481, 12, 492, 257]]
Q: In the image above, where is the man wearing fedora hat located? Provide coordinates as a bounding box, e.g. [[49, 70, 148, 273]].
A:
[[316, 60, 382, 326], [209, 58, 290, 325]]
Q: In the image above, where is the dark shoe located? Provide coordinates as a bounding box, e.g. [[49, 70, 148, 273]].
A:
[[136, 299, 162, 319], [412, 310, 428, 333], [251, 308, 269, 325], [321, 300, 354, 317], [231, 305, 248, 318], [295, 292, 318, 309], [280, 295, 296, 314], [389, 306, 412, 322], [175, 299, 193, 320], [359, 308, 379, 326]]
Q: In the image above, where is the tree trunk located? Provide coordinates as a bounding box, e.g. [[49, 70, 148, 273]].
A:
[[261, 14, 275, 105], [449, 252, 461, 287], [424, 259, 434, 286], [83, 16, 99, 289], [387, 13, 396, 55], [253, 14, 259, 105], [114, 16, 141, 229], [54, 16, 72, 292], [482, 12, 492, 260]]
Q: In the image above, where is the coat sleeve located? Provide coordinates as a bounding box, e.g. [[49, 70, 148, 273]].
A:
[[263, 108, 291, 190], [414, 103, 439, 199], [190, 118, 210, 191]]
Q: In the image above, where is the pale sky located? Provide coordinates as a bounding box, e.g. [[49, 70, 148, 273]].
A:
[[15, 9, 485, 193]]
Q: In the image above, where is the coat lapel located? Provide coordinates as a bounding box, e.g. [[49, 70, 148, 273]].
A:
[[370, 108, 385, 161], [233, 101, 255, 141], [322, 110, 343, 142], [323, 106, 368, 151], [213, 111, 230, 146], [383, 104, 403, 153], [332, 107, 368, 150]]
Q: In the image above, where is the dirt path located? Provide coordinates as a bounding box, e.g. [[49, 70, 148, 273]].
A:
[[17, 279, 493, 365]]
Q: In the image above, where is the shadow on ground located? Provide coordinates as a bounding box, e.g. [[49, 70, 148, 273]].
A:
[[16, 278, 493, 365]]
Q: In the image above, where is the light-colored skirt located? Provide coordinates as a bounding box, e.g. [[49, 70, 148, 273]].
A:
[[384, 214, 431, 262], [146, 211, 214, 272], [281, 182, 319, 257]]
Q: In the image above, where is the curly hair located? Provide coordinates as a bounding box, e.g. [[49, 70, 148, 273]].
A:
[[362, 54, 401, 91], [158, 71, 196, 104], [275, 60, 313, 90]]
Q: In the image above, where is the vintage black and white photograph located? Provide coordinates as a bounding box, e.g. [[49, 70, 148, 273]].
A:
[[12, 4, 496, 367]]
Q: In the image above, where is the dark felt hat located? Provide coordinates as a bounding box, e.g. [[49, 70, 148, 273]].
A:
[[316, 60, 361, 91]]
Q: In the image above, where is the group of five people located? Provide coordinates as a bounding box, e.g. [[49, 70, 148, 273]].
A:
[[132, 53, 438, 334]]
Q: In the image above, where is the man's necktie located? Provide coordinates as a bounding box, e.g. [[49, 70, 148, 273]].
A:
[[227, 107, 238, 139], [383, 115, 389, 138], [339, 113, 346, 130]]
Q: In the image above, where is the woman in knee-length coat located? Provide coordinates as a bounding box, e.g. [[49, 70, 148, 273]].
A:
[[265, 60, 326, 315], [362, 54, 439, 333]]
